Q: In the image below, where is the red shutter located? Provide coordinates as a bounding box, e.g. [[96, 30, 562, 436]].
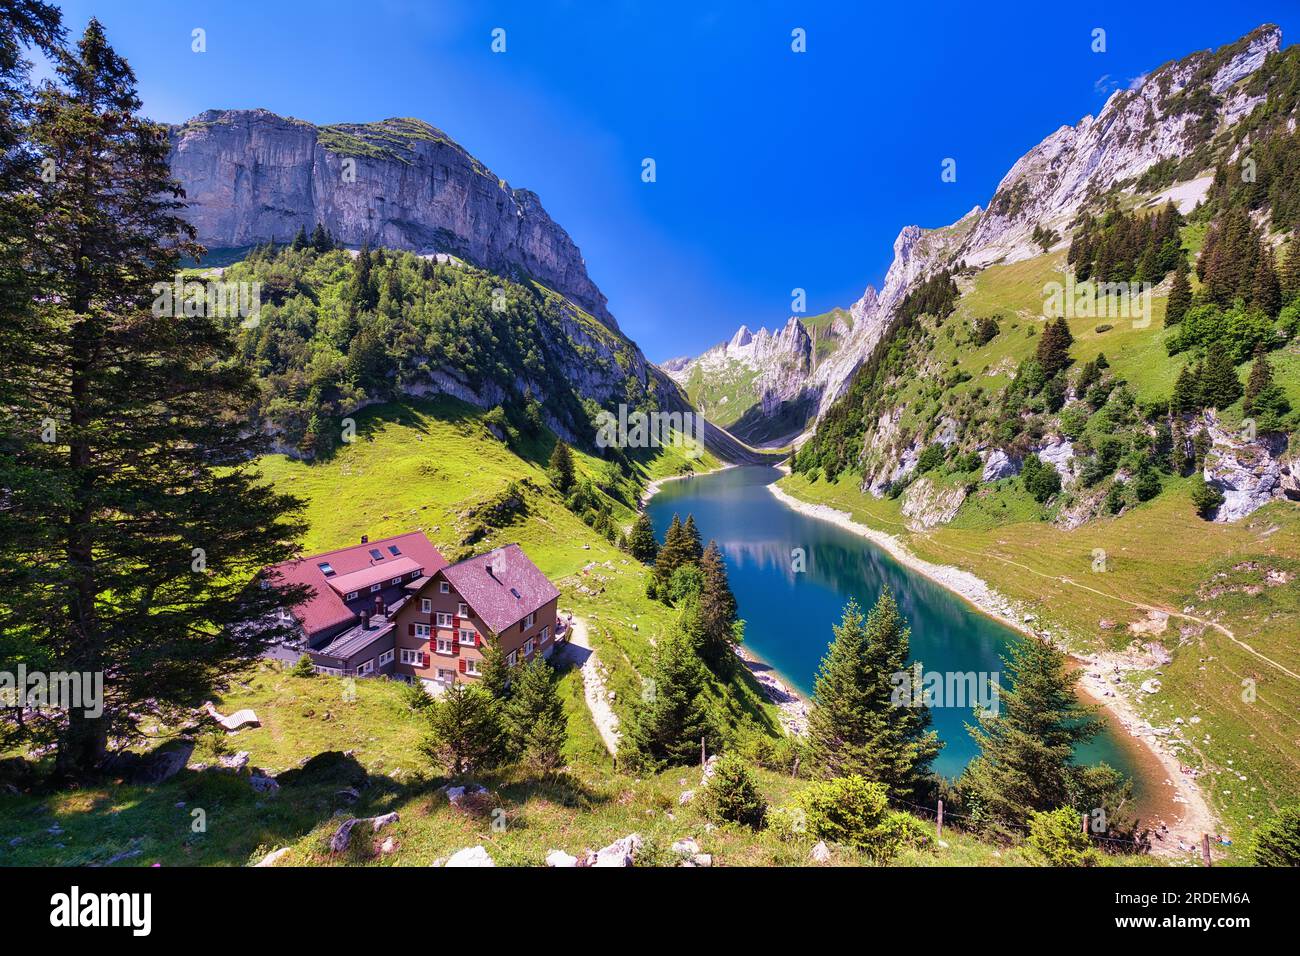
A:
[[421, 652, 428, 668], [408, 623, 414, 636], [453, 614, 461, 630], [452, 634, 460, 656], [475, 633, 482, 648], [458, 659, 466, 674]]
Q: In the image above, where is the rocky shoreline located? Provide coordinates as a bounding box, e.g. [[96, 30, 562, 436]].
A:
[[765, 479, 1219, 858]]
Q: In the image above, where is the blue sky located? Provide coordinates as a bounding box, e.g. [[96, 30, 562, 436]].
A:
[[42, 1, 1296, 360]]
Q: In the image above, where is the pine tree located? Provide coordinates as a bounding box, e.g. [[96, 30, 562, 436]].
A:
[[1282, 240, 1300, 304], [420, 682, 505, 776], [548, 440, 575, 494], [504, 655, 566, 774], [680, 514, 704, 564], [1250, 245, 1282, 318], [349, 242, 378, 315], [623, 632, 714, 771], [478, 634, 511, 702], [1198, 349, 1244, 410], [1035, 317, 1074, 377], [10, 20, 308, 779], [1170, 364, 1199, 414], [806, 590, 941, 801], [626, 511, 659, 564], [1164, 256, 1192, 327], [309, 222, 332, 252], [1243, 347, 1291, 428], [959, 635, 1126, 830], [696, 541, 740, 672], [290, 224, 308, 250], [654, 513, 688, 584]]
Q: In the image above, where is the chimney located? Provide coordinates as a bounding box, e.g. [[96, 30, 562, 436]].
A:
[[361, 534, 369, 544], [360, 609, 370, 630], [374, 594, 385, 617]]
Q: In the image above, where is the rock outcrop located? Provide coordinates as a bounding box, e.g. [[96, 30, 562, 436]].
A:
[[169, 110, 614, 327], [1203, 421, 1290, 522]]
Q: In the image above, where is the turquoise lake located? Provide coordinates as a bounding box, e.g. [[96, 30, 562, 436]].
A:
[[646, 464, 1143, 786]]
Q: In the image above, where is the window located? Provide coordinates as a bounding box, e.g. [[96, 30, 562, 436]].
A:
[[436, 637, 452, 655], [465, 658, 482, 676], [522, 612, 535, 631], [369, 548, 383, 560], [399, 648, 423, 666], [541, 625, 550, 644], [345, 591, 358, 601], [318, 562, 335, 576], [378, 649, 394, 666], [506, 651, 517, 667], [388, 545, 401, 556], [439, 581, 449, 594], [410, 569, 422, 579], [369, 583, 381, 593], [437, 668, 454, 682], [524, 638, 535, 657], [458, 602, 468, 617], [436, 612, 452, 628], [414, 623, 430, 638], [356, 659, 374, 676], [421, 598, 432, 614], [458, 629, 475, 646], [313, 665, 342, 676]]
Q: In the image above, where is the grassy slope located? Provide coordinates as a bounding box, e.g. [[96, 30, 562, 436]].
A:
[[779, 239, 1300, 859], [0, 395, 1161, 867]]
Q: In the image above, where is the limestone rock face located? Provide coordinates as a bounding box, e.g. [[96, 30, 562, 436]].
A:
[[169, 110, 613, 327], [982, 448, 1022, 482], [901, 477, 968, 530], [1036, 438, 1077, 484], [1203, 424, 1289, 522]]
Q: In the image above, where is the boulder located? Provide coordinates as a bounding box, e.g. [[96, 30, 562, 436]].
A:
[[593, 833, 642, 867], [545, 849, 579, 867], [329, 818, 359, 854], [810, 841, 831, 863], [671, 837, 700, 856], [446, 784, 489, 809], [370, 812, 399, 832], [253, 847, 291, 867], [249, 772, 279, 794], [380, 837, 397, 855], [1035, 438, 1076, 482], [218, 751, 250, 772], [445, 845, 495, 867]]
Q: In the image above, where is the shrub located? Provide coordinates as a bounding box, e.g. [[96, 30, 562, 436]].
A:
[[290, 654, 315, 678], [916, 443, 946, 474], [1026, 807, 1102, 866], [400, 678, 434, 712], [795, 775, 921, 861], [701, 753, 767, 829], [1190, 475, 1224, 519], [1254, 805, 1300, 866], [767, 806, 811, 843]]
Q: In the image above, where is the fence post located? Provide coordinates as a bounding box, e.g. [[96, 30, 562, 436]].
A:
[[937, 799, 944, 838], [1202, 833, 1212, 867], [700, 736, 706, 768], [1082, 812, 1089, 836]]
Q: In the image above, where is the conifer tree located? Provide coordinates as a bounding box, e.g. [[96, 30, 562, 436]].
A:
[[681, 514, 704, 564], [290, 224, 308, 250], [420, 682, 505, 776], [504, 654, 566, 774], [1198, 349, 1244, 410], [548, 440, 575, 494], [478, 634, 512, 702], [806, 590, 941, 801], [1170, 364, 1199, 414], [695, 541, 740, 672], [1164, 256, 1192, 327], [623, 632, 714, 771], [1282, 240, 1300, 304], [1035, 317, 1074, 377], [1251, 245, 1282, 318], [9, 19, 308, 779], [654, 513, 688, 584], [959, 635, 1126, 830], [1243, 347, 1291, 427], [309, 222, 332, 252], [626, 511, 659, 564]]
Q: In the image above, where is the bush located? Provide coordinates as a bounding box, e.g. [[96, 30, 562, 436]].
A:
[[400, 678, 434, 711], [701, 753, 767, 828], [767, 805, 811, 843], [1022, 454, 1062, 503], [1190, 475, 1224, 519], [736, 730, 803, 774], [795, 775, 921, 861], [1254, 804, 1300, 866], [290, 654, 315, 678], [1026, 807, 1102, 866]]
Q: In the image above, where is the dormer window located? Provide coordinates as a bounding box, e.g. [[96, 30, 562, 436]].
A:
[[346, 591, 358, 601], [369, 549, 383, 561], [388, 545, 401, 556], [318, 562, 335, 576]]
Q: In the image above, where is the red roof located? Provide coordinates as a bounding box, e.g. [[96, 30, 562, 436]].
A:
[[265, 532, 448, 638], [439, 544, 560, 635]]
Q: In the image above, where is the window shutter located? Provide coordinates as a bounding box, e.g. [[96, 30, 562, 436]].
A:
[[475, 633, 482, 647], [408, 623, 414, 636], [452, 637, 460, 657], [421, 652, 428, 668], [458, 659, 466, 674], [453, 614, 460, 631]]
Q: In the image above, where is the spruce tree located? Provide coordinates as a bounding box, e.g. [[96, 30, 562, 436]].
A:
[[623, 632, 714, 771], [1170, 364, 1199, 415], [806, 589, 941, 801], [1282, 240, 1300, 304], [681, 514, 704, 564], [420, 682, 505, 776], [309, 222, 332, 252], [654, 513, 687, 584], [478, 634, 511, 702], [1164, 256, 1192, 327], [626, 511, 659, 564], [9, 19, 308, 779], [1035, 317, 1074, 377], [290, 224, 308, 250], [959, 634, 1126, 831], [1198, 349, 1244, 410], [696, 541, 740, 672], [548, 440, 575, 495], [504, 654, 566, 774], [1250, 246, 1282, 318]]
